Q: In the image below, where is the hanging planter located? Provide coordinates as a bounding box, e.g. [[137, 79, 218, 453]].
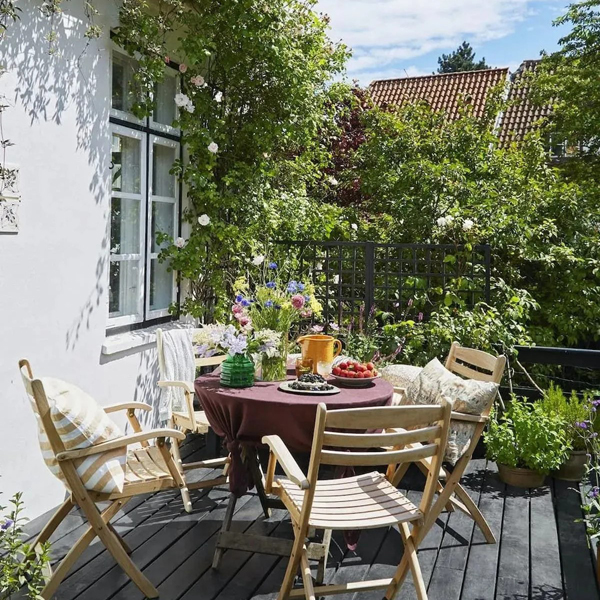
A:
[[220, 354, 255, 388]]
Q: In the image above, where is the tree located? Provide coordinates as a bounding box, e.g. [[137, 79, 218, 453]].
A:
[[437, 41, 490, 73]]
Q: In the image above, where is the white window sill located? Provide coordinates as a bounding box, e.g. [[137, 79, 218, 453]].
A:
[[102, 321, 190, 356]]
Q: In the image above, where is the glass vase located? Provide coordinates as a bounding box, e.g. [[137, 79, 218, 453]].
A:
[[261, 336, 289, 382], [220, 354, 255, 388]]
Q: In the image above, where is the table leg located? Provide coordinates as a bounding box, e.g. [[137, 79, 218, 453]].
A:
[[244, 447, 271, 518], [212, 492, 237, 570]]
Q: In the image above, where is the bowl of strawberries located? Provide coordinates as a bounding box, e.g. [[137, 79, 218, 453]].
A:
[[330, 359, 380, 387]]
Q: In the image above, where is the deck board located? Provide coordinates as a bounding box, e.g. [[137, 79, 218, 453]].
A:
[[28, 443, 598, 600]]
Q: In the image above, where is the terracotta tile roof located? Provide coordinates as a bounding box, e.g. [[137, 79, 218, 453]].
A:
[[369, 68, 509, 120], [497, 60, 551, 147]]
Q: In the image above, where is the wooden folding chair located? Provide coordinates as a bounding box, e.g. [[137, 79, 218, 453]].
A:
[[156, 328, 229, 512], [390, 342, 506, 544], [18, 359, 194, 599], [263, 401, 452, 600]]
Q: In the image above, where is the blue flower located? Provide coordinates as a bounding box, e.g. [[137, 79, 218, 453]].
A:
[[240, 298, 251, 307], [235, 294, 243, 303], [266, 281, 276, 289], [576, 421, 589, 429], [265, 300, 273, 308], [287, 281, 298, 294], [268, 262, 278, 269], [298, 283, 305, 292], [1, 519, 13, 531], [274, 303, 281, 310], [589, 486, 600, 499], [304, 294, 311, 302]]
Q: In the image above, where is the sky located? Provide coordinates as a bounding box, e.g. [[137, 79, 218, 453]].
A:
[[316, 0, 571, 84]]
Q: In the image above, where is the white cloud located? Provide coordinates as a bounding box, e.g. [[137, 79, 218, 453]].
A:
[[317, 0, 545, 83]]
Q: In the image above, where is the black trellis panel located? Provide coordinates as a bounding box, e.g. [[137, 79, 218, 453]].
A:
[[275, 241, 491, 327]]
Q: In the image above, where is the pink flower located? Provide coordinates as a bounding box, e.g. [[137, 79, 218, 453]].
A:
[[164, 56, 170, 64], [179, 63, 187, 73], [300, 309, 313, 318], [311, 324, 324, 333], [232, 304, 243, 315], [329, 322, 340, 331], [239, 316, 251, 327], [291, 294, 306, 309]]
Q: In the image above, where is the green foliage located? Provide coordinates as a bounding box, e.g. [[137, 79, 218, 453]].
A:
[[437, 41, 490, 73], [484, 397, 570, 473], [541, 384, 597, 451], [1, 492, 50, 599], [115, 0, 350, 320]]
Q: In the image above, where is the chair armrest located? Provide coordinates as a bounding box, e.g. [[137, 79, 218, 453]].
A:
[[450, 411, 488, 424], [55, 429, 186, 461], [262, 435, 309, 490], [158, 380, 195, 394], [104, 402, 152, 414]]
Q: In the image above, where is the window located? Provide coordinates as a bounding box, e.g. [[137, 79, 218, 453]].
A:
[[109, 49, 181, 328]]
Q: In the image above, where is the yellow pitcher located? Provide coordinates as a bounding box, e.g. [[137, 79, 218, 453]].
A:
[[296, 335, 342, 373]]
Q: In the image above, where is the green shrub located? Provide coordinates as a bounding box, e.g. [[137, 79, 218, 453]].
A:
[[540, 383, 591, 451], [484, 397, 570, 473]]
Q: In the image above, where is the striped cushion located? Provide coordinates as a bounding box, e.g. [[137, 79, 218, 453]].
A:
[[30, 378, 126, 494]]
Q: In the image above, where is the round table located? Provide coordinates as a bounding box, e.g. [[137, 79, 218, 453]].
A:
[[194, 372, 394, 497]]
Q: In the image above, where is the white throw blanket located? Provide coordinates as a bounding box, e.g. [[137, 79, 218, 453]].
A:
[[158, 328, 195, 422]]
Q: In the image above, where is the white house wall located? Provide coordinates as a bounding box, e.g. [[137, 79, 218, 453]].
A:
[[0, 1, 172, 519]]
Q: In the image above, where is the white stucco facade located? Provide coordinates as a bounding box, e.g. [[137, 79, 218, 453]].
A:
[[0, 1, 177, 518]]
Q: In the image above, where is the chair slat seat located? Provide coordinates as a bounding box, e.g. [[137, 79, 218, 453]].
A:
[[278, 471, 421, 530], [172, 409, 211, 434]]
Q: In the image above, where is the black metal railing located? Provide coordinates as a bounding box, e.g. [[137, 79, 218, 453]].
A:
[[274, 241, 491, 326]]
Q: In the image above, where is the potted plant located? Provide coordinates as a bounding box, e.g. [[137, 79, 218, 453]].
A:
[[484, 396, 570, 488], [541, 383, 594, 481]]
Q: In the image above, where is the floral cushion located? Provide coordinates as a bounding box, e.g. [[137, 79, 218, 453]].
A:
[[404, 358, 499, 464], [381, 364, 423, 405]]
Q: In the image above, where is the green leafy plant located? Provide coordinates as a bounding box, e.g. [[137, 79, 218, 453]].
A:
[[1, 492, 50, 599], [484, 397, 570, 474], [540, 383, 594, 451]]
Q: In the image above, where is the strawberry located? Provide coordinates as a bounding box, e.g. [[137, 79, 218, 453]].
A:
[[356, 372, 365, 378], [364, 370, 373, 378], [332, 367, 341, 376], [339, 361, 348, 370], [367, 362, 375, 371]]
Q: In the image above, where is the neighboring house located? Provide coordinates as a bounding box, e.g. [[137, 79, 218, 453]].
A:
[[370, 62, 555, 153], [0, 1, 190, 518]]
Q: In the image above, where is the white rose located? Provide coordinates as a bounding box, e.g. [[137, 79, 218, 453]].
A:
[[214, 91, 223, 103], [185, 101, 195, 113], [175, 237, 186, 248], [191, 75, 205, 87], [175, 93, 190, 108], [436, 217, 447, 227], [463, 219, 474, 231], [252, 255, 265, 266], [208, 142, 219, 154], [351, 223, 358, 231], [198, 214, 210, 226]]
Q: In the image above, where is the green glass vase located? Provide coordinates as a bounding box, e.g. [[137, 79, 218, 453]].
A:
[[220, 354, 255, 388]]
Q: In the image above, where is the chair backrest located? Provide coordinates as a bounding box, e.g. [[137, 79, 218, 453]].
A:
[[445, 342, 506, 386], [299, 402, 451, 529]]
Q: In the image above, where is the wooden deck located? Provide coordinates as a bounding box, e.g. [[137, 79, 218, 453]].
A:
[[23, 435, 599, 600]]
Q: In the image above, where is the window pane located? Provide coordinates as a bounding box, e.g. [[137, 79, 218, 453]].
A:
[[112, 134, 142, 194], [154, 77, 177, 126], [111, 197, 141, 254], [152, 143, 176, 197], [152, 200, 175, 252], [109, 260, 140, 317], [112, 53, 140, 114], [150, 258, 173, 311]]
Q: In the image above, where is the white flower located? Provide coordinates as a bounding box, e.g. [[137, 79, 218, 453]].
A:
[[252, 255, 265, 266], [333, 274, 340, 284], [462, 218, 474, 231], [351, 223, 358, 231], [208, 142, 219, 154], [179, 63, 188, 74], [175, 92, 190, 108], [198, 214, 210, 226], [184, 101, 195, 113], [436, 217, 447, 227], [214, 91, 223, 103], [174, 237, 186, 248], [329, 177, 339, 186], [445, 215, 454, 224], [190, 75, 205, 87]]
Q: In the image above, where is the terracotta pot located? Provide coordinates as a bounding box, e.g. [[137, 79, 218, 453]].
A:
[[498, 463, 546, 488], [554, 450, 588, 482]]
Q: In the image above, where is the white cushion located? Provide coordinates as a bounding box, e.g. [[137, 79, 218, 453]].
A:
[[404, 358, 498, 464], [31, 378, 126, 494]]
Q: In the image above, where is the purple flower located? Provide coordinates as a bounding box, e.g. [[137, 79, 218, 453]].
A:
[[235, 294, 243, 303], [576, 421, 589, 430], [311, 324, 324, 333], [407, 298, 414, 307], [1, 519, 13, 531], [298, 283, 305, 292], [265, 300, 273, 308], [268, 262, 278, 269], [274, 303, 281, 310], [240, 298, 251, 307], [588, 486, 600, 499], [287, 281, 298, 294], [266, 281, 276, 289], [592, 399, 600, 407], [304, 294, 311, 302], [418, 312, 424, 322], [329, 322, 340, 331]]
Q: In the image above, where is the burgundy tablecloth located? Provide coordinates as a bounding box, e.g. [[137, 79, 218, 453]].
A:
[[194, 372, 394, 497]]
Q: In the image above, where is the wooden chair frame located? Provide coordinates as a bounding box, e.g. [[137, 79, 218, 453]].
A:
[[264, 401, 452, 600], [389, 342, 506, 545], [156, 328, 229, 512], [19, 359, 192, 599]]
